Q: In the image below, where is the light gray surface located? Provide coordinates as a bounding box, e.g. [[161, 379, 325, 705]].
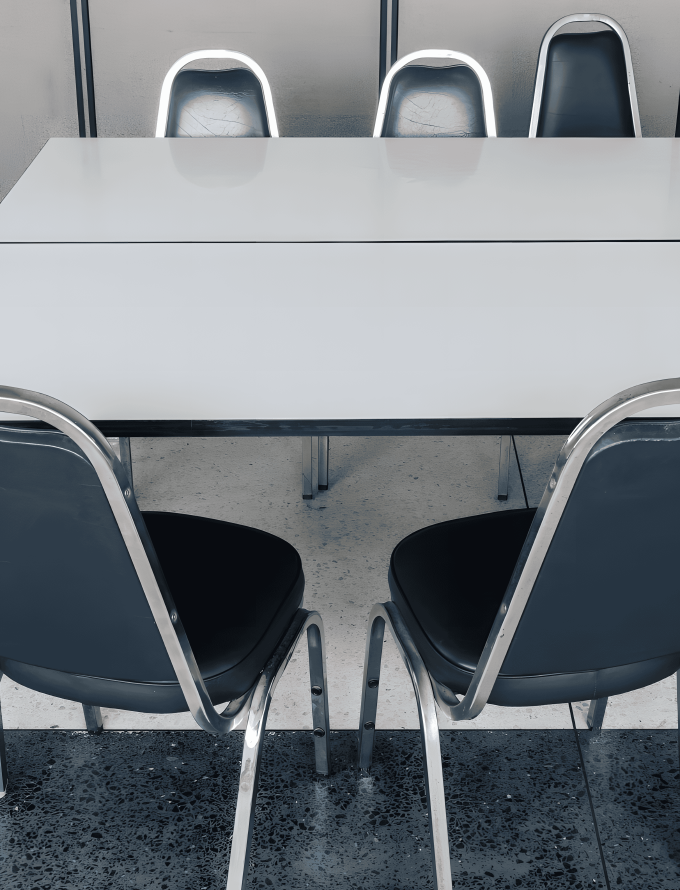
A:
[[3, 0, 680, 202], [88, 0, 378, 140], [0, 0, 79, 201], [1, 434, 675, 731], [2, 240, 680, 421], [4, 138, 680, 242], [400, 0, 680, 138]]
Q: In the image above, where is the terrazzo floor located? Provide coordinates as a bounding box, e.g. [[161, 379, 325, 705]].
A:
[[1, 726, 678, 889]]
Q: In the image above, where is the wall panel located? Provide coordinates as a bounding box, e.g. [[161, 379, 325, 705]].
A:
[[0, 0, 79, 200], [87, 0, 379, 138]]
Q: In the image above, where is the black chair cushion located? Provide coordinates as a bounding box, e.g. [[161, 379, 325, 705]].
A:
[[2, 512, 303, 712], [166, 68, 270, 137], [390, 509, 535, 673], [536, 30, 635, 137], [382, 64, 486, 137], [389, 508, 679, 707]]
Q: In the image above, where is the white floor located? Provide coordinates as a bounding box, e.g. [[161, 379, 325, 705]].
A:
[[3, 435, 676, 733]]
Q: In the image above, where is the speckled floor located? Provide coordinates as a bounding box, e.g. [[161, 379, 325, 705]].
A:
[[0, 727, 678, 889]]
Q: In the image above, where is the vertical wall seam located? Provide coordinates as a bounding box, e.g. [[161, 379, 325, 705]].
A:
[[80, 0, 98, 137], [379, 0, 388, 92], [68, 0, 86, 136]]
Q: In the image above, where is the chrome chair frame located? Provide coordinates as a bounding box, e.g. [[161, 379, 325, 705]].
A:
[[358, 378, 680, 890], [373, 49, 497, 138], [0, 386, 330, 890], [155, 50, 279, 138], [528, 14, 641, 138]]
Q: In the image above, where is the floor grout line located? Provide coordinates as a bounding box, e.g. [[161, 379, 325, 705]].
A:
[[569, 702, 612, 890]]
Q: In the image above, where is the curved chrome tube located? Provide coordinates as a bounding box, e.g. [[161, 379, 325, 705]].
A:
[[0, 386, 300, 737], [226, 609, 331, 890], [373, 48, 497, 138], [445, 378, 680, 722], [155, 49, 279, 138], [357, 602, 452, 890], [528, 14, 641, 138]]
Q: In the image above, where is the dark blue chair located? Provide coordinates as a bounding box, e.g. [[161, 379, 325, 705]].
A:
[[530, 14, 641, 137], [358, 378, 680, 889], [0, 385, 330, 890]]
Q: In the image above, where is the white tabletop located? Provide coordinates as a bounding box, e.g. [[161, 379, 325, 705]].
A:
[[2, 137, 680, 244], [2, 241, 679, 424]]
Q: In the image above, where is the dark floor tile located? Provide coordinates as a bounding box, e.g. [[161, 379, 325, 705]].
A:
[[0, 730, 241, 890], [577, 729, 680, 889], [249, 730, 605, 889], [0, 729, 605, 890], [442, 730, 604, 890]]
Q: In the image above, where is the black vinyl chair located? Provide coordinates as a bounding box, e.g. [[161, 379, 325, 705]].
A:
[[0, 386, 330, 890], [529, 13, 641, 137], [374, 48, 496, 137], [155, 49, 278, 138], [357, 378, 680, 890]]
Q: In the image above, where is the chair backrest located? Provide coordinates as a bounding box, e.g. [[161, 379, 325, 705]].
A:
[[156, 50, 278, 138], [374, 50, 496, 138], [166, 69, 269, 138], [530, 15, 640, 137], [0, 425, 175, 682], [502, 419, 680, 676]]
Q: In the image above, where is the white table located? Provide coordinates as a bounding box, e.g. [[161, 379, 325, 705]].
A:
[[1, 137, 679, 435]]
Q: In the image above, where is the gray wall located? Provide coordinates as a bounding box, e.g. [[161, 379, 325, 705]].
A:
[[88, 0, 379, 139], [399, 0, 680, 137], [0, 0, 79, 199], [1, 1, 680, 201]]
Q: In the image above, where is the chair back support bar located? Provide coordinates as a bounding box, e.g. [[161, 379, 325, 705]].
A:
[[529, 14, 641, 138], [373, 49, 496, 138], [448, 378, 680, 721], [155, 50, 279, 138]]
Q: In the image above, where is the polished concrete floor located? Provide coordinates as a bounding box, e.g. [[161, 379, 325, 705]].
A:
[[0, 727, 678, 889], [1, 435, 676, 733]]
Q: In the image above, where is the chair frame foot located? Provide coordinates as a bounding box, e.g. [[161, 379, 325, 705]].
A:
[[317, 436, 329, 491], [497, 435, 511, 501], [0, 672, 8, 797], [83, 704, 104, 734], [226, 609, 331, 890], [357, 603, 452, 890], [302, 437, 313, 499], [586, 697, 608, 734]]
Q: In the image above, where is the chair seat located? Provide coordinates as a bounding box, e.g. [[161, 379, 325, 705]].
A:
[[2, 512, 303, 712], [389, 509, 679, 706]]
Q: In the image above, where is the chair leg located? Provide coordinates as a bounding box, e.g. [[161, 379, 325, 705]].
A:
[[497, 435, 511, 501], [0, 672, 8, 798], [307, 620, 331, 775], [225, 674, 273, 890], [586, 697, 608, 734], [318, 436, 329, 491], [118, 437, 133, 491], [359, 604, 452, 890], [357, 613, 386, 771], [302, 437, 313, 499], [83, 704, 103, 734]]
